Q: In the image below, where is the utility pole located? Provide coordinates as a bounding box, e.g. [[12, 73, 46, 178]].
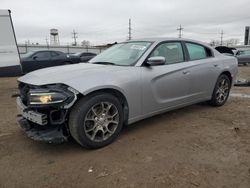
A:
[[45, 37, 49, 49], [177, 24, 184, 38], [128, 18, 132, 40], [72, 29, 78, 46], [220, 30, 224, 46]]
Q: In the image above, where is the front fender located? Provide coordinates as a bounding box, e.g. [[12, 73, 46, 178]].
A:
[[65, 68, 142, 123]]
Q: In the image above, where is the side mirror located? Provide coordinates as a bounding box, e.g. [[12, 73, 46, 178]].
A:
[[147, 56, 166, 66], [32, 56, 38, 60]]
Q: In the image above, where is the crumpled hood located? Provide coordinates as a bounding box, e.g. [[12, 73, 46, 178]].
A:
[[18, 63, 132, 88]]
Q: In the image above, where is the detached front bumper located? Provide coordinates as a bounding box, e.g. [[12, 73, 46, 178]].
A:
[[16, 97, 68, 144], [17, 117, 67, 144]]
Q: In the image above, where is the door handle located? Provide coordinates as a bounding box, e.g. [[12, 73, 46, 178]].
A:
[[213, 64, 218, 67], [182, 70, 190, 75]]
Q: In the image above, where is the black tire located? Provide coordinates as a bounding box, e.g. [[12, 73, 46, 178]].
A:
[[209, 74, 231, 106], [69, 93, 124, 149]]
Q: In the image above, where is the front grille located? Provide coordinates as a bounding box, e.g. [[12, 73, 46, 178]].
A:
[[18, 82, 30, 105]]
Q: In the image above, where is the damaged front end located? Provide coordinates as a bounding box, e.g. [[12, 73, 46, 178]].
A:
[[16, 82, 79, 144]]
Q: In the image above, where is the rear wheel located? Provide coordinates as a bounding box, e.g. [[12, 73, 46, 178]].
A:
[[209, 74, 231, 106], [69, 93, 124, 149]]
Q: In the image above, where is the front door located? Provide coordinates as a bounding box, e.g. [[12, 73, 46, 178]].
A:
[[30, 51, 51, 71], [141, 41, 191, 115]]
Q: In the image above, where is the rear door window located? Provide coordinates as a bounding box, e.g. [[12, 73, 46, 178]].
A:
[[186, 43, 208, 60]]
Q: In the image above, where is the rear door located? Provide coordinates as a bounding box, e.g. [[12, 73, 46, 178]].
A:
[[184, 42, 220, 100], [141, 41, 191, 115], [50, 51, 66, 66]]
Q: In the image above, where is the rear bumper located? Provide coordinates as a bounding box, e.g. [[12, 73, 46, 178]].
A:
[[17, 116, 68, 144]]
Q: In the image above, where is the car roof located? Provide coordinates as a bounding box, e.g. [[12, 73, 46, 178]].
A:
[[131, 37, 199, 42], [33, 50, 62, 53], [129, 37, 211, 47], [34, 50, 65, 54]]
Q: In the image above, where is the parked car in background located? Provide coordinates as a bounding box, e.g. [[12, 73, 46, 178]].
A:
[[73, 52, 97, 62], [230, 47, 238, 56], [20, 50, 81, 73], [236, 49, 250, 65], [17, 38, 238, 149], [215, 46, 234, 56]]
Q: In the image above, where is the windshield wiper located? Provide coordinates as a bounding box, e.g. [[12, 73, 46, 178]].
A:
[[92, 62, 116, 65]]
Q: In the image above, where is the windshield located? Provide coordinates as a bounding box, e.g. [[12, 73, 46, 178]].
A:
[[20, 51, 35, 58], [89, 41, 152, 66], [74, 52, 82, 56]]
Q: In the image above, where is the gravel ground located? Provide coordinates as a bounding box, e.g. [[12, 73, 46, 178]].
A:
[[0, 66, 249, 188]]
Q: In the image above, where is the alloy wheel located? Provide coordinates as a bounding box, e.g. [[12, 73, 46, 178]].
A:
[[215, 78, 230, 104], [83, 102, 119, 142]]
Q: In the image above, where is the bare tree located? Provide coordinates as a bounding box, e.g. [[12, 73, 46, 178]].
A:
[[81, 40, 91, 47], [225, 38, 240, 46], [209, 40, 221, 47], [210, 38, 240, 47]]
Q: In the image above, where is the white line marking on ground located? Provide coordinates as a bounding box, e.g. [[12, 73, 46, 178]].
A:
[[230, 93, 250, 98]]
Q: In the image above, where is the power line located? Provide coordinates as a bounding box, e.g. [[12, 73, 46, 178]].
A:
[[72, 29, 78, 46], [128, 18, 132, 40], [177, 24, 184, 38]]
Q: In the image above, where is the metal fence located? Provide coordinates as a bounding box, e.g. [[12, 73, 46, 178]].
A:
[[231, 45, 250, 50], [18, 44, 107, 54]]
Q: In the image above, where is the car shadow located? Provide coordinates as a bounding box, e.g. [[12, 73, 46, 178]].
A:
[[24, 102, 210, 153], [121, 102, 208, 136]]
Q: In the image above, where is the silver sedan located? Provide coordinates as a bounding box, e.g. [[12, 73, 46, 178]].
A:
[[17, 38, 238, 149], [236, 49, 250, 65]]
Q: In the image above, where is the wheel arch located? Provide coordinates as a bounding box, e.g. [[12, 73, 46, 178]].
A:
[[82, 87, 129, 125], [220, 71, 233, 85]]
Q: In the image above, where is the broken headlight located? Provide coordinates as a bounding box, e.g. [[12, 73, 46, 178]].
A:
[[27, 84, 78, 106], [29, 92, 68, 105]]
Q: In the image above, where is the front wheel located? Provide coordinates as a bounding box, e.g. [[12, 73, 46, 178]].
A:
[[209, 74, 231, 106], [69, 93, 124, 149]]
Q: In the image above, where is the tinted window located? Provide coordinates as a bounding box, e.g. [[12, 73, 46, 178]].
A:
[[51, 52, 60, 57], [150, 42, 184, 64], [186, 43, 208, 60], [238, 50, 250, 55], [34, 52, 51, 59], [20, 51, 35, 58]]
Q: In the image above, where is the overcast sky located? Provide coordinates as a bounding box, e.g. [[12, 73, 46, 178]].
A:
[[1, 0, 250, 45]]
